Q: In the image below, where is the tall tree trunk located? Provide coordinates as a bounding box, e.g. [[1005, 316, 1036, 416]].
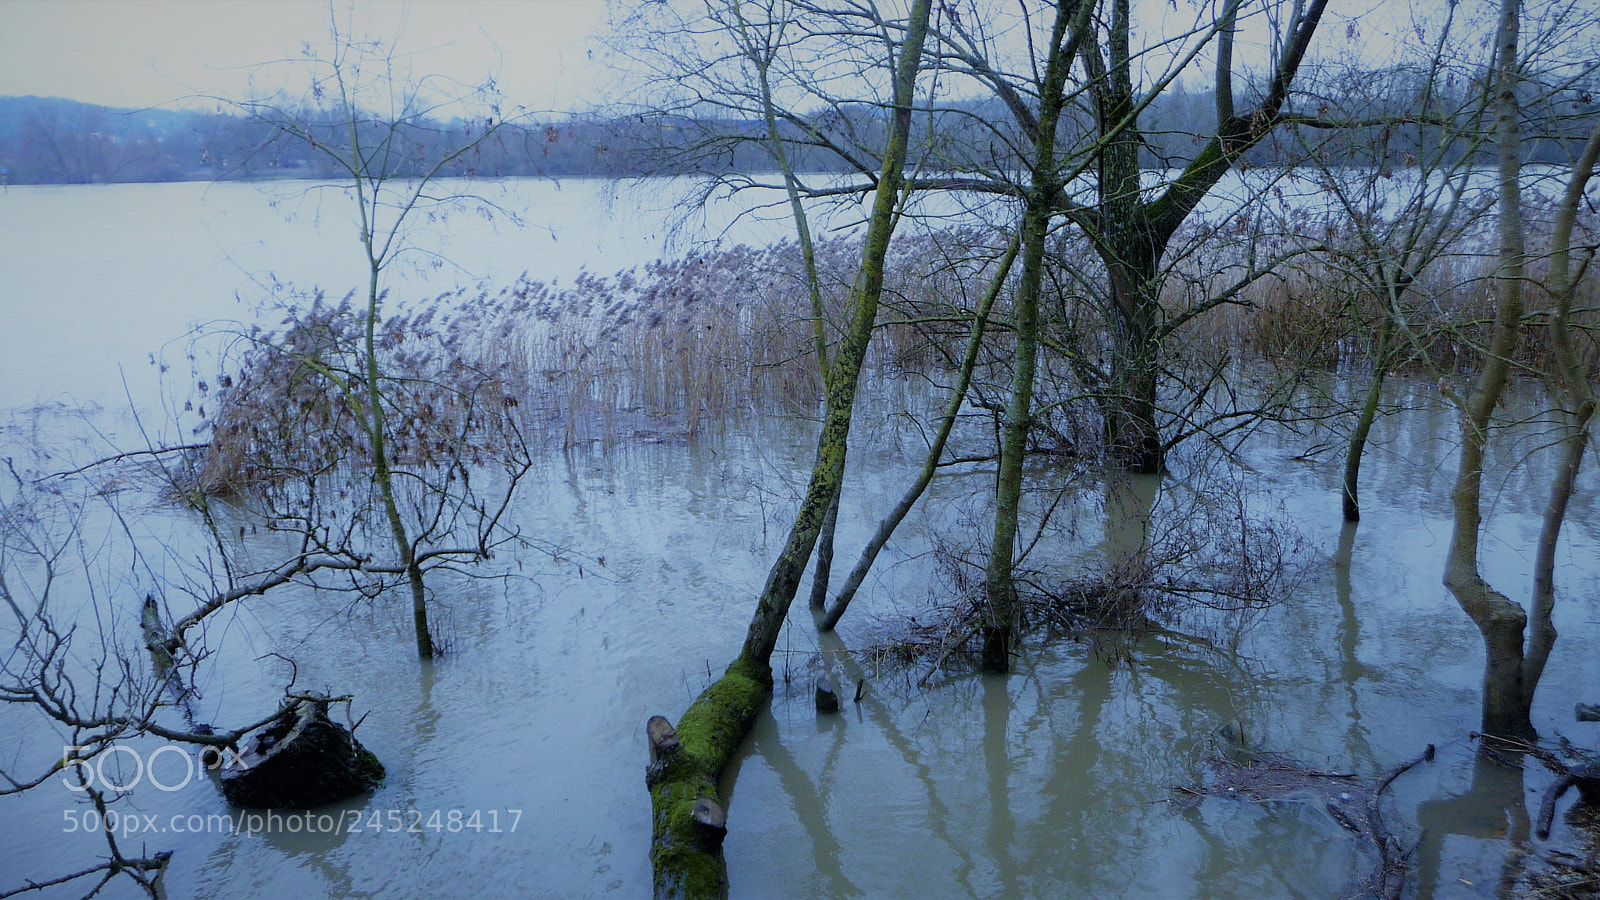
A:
[[1072, 0, 1327, 472], [1442, 0, 1531, 741], [979, 0, 1077, 674], [1087, 0, 1166, 475], [646, 4, 933, 895]]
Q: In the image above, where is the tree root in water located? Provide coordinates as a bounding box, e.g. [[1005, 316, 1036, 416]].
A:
[[1175, 732, 1435, 900]]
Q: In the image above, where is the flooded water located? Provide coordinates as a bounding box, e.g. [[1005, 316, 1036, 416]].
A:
[[2, 181, 1598, 899]]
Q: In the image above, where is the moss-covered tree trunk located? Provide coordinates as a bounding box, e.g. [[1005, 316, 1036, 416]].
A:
[[978, 0, 1080, 674], [646, 3, 932, 895]]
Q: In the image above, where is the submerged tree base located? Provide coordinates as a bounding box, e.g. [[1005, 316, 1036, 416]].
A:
[[1177, 727, 1435, 900]]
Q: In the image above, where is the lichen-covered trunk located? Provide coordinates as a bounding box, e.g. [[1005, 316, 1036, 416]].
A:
[[647, 3, 932, 894], [1442, 0, 1532, 741], [979, 0, 1076, 674]]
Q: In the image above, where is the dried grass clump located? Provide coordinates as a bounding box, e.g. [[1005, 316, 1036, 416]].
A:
[[195, 288, 534, 498], [1177, 209, 1600, 385], [197, 228, 1008, 489]]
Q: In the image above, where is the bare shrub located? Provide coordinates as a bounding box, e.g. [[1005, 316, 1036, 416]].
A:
[[867, 464, 1309, 674]]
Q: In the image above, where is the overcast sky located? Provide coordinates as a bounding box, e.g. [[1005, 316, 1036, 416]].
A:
[[0, 0, 614, 112], [0, 0, 1480, 118]]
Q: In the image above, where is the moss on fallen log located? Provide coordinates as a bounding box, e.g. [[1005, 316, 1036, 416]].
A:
[[647, 655, 770, 900]]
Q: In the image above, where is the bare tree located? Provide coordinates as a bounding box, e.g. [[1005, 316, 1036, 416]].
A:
[[1442, 0, 1600, 739], [640, 1, 935, 895], [214, 6, 535, 658], [1279, 4, 1497, 522]]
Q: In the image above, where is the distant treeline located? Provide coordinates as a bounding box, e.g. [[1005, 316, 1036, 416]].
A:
[[0, 95, 766, 184], [1, 77, 1594, 186]]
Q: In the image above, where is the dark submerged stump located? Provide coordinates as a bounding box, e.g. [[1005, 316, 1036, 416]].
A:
[[814, 676, 840, 713], [220, 696, 383, 808]]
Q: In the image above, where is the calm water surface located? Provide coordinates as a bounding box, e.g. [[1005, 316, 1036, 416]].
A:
[[1, 181, 1597, 899]]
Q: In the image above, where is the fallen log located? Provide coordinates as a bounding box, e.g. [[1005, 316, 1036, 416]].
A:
[[646, 654, 768, 900]]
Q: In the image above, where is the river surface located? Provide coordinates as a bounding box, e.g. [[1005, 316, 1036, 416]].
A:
[[2, 179, 1598, 899]]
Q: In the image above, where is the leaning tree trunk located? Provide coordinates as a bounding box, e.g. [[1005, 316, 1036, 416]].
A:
[[646, 4, 932, 895], [1342, 306, 1396, 522], [808, 487, 841, 612], [1442, 0, 1533, 741], [746, 22, 842, 619], [1522, 112, 1600, 711], [1083, 0, 1168, 477], [819, 235, 1020, 632], [362, 257, 434, 660]]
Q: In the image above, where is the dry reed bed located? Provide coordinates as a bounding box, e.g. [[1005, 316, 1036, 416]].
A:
[[504, 230, 1005, 444], [194, 209, 1595, 495], [192, 230, 1006, 492]]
